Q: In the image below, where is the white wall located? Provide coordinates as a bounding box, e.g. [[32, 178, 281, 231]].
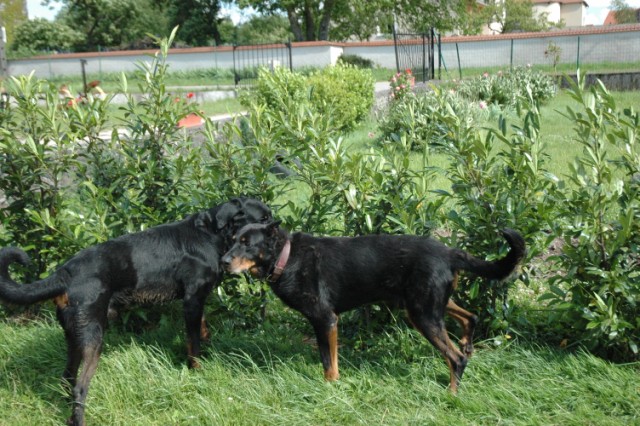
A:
[[6, 25, 640, 79]]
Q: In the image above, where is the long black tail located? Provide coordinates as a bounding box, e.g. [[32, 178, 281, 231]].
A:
[[451, 229, 526, 280], [0, 247, 67, 305]]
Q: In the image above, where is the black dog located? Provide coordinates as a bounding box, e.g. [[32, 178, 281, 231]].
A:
[[0, 197, 271, 426], [222, 222, 525, 393]]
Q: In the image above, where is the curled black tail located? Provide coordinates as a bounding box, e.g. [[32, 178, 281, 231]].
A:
[[452, 229, 526, 280], [0, 247, 67, 305]]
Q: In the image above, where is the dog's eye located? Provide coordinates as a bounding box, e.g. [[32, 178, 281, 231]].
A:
[[261, 215, 269, 222]]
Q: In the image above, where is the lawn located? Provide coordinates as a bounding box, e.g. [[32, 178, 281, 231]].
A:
[[1, 306, 638, 425]]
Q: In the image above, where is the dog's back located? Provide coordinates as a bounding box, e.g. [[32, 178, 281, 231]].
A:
[[279, 232, 523, 313]]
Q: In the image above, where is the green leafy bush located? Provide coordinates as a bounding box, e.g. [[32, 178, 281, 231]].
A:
[[242, 66, 308, 112], [434, 86, 560, 336], [388, 69, 415, 103], [307, 64, 375, 132], [337, 54, 374, 69], [378, 85, 482, 150], [244, 64, 374, 133], [542, 73, 640, 360], [456, 66, 556, 110]]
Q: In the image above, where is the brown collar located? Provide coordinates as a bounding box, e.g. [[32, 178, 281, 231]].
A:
[[270, 239, 291, 282]]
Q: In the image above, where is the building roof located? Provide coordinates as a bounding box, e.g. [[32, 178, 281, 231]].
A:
[[604, 9, 640, 25], [531, 0, 588, 5], [604, 11, 617, 25]]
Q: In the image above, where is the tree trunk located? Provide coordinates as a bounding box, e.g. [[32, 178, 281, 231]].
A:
[[318, 0, 335, 40], [304, 0, 316, 40], [286, 8, 305, 41]]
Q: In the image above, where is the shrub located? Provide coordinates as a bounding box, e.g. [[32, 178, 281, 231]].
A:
[[378, 85, 482, 150], [435, 86, 560, 336], [307, 64, 375, 132], [542, 73, 640, 361], [242, 66, 308, 112], [389, 69, 415, 103], [456, 66, 556, 110], [244, 64, 374, 134], [337, 54, 374, 69]]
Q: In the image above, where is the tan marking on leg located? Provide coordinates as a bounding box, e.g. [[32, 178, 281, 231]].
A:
[[200, 315, 210, 341], [53, 293, 69, 309], [324, 323, 340, 381], [446, 299, 477, 357], [187, 342, 201, 369]]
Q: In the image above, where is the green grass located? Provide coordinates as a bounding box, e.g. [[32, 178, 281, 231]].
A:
[[1, 307, 638, 425], [347, 89, 640, 192], [437, 61, 640, 81]]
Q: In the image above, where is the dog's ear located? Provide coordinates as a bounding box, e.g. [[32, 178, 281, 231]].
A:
[[266, 220, 282, 234], [194, 211, 213, 231], [214, 199, 242, 230]]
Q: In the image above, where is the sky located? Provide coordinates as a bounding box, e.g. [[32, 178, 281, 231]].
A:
[[26, 0, 640, 27]]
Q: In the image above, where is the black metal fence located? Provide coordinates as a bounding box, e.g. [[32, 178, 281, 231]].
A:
[[392, 30, 436, 83], [233, 41, 293, 86]]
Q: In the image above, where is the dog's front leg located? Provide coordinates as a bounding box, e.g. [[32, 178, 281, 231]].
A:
[[310, 313, 340, 381], [184, 297, 207, 369]]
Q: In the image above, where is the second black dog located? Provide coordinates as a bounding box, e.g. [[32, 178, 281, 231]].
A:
[[0, 197, 271, 426], [222, 222, 525, 393]]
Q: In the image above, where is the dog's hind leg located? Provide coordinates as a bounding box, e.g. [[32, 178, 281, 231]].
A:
[[446, 299, 478, 357], [309, 312, 340, 381], [407, 309, 467, 394], [57, 307, 81, 395], [68, 324, 104, 426]]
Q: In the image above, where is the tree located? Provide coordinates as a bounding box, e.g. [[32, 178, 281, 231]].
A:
[[10, 18, 84, 53], [0, 0, 28, 45], [482, 0, 556, 34], [611, 0, 639, 24], [167, 0, 225, 46], [238, 0, 335, 41], [238, 0, 470, 41], [231, 14, 294, 44], [330, 2, 392, 41], [44, 0, 169, 51], [394, 0, 475, 34]]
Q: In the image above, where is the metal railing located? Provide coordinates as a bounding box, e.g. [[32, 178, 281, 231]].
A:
[[233, 41, 292, 86], [392, 30, 436, 83]]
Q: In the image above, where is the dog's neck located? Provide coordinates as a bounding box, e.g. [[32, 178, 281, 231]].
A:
[[269, 230, 291, 283]]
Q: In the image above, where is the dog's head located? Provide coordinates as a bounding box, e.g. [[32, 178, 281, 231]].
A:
[[194, 197, 272, 244], [222, 221, 281, 279]]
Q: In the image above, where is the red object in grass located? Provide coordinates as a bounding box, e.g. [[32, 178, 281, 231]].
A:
[[177, 112, 204, 128]]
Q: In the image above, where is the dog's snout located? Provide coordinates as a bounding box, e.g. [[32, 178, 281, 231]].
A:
[[221, 253, 232, 268]]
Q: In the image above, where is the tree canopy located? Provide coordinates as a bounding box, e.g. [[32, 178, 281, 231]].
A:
[[8, 0, 565, 54], [611, 0, 640, 24], [10, 18, 83, 53], [481, 0, 556, 34], [238, 0, 474, 41]]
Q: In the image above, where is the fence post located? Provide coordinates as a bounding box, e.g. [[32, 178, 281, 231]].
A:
[[80, 59, 88, 96], [510, 38, 514, 70], [392, 27, 400, 73], [422, 33, 427, 83], [438, 33, 442, 80], [455, 42, 462, 80], [576, 36, 581, 70], [287, 40, 293, 71], [0, 26, 7, 77]]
